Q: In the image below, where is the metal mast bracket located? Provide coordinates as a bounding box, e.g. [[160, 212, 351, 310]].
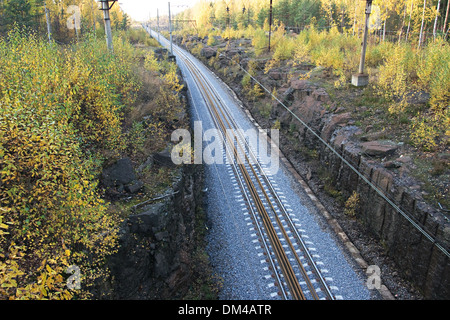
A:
[[98, 0, 117, 11]]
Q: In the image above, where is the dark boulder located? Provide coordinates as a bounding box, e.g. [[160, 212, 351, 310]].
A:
[[102, 158, 136, 188], [101, 158, 144, 197], [200, 46, 216, 59]]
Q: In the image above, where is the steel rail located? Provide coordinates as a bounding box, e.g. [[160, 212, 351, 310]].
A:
[[182, 53, 333, 300], [187, 59, 304, 299], [153, 30, 333, 300], [176, 42, 316, 300], [192, 66, 320, 300], [182, 52, 305, 300], [186, 59, 291, 299], [199, 67, 335, 300]]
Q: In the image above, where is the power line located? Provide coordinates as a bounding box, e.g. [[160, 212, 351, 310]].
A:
[[228, 56, 450, 259]]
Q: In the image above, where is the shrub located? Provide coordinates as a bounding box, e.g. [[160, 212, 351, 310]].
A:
[[241, 73, 252, 89], [0, 28, 146, 299], [417, 38, 450, 113], [410, 116, 440, 151], [377, 44, 417, 114], [257, 101, 272, 118], [293, 26, 359, 87], [273, 37, 296, 61], [366, 41, 395, 67], [252, 29, 268, 56], [344, 191, 360, 217]]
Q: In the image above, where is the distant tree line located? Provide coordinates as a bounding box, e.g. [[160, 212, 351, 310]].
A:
[[0, 0, 130, 42], [177, 0, 449, 42]]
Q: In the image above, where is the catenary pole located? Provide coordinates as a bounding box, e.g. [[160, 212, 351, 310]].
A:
[[44, 1, 52, 42], [157, 8, 161, 43], [268, 0, 273, 52], [352, 0, 372, 86], [359, 0, 372, 74], [169, 2, 173, 55], [101, 0, 114, 51]]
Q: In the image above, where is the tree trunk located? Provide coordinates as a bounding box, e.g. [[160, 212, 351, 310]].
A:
[[418, 0, 427, 48], [443, 0, 449, 33], [91, 1, 96, 33], [44, 1, 52, 42], [398, 3, 407, 43], [406, 0, 414, 41], [433, 0, 441, 39]]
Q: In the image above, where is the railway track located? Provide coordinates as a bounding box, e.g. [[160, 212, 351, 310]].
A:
[[150, 29, 335, 300]]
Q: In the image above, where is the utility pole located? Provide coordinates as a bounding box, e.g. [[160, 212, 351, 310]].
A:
[[157, 8, 160, 43], [352, 0, 372, 87], [443, 0, 449, 34], [168, 2, 173, 56], [91, 1, 96, 35], [74, 16, 79, 41], [44, 1, 52, 42], [100, 0, 115, 51], [268, 0, 273, 52]]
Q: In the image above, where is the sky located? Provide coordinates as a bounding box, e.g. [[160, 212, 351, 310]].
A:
[[119, 0, 195, 22]]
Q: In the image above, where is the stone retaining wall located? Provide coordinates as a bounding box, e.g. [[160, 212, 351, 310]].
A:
[[271, 81, 449, 299], [107, 164, 204, 299], [173, 36, 448, 298]]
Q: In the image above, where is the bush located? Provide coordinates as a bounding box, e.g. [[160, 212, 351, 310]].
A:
[[344, 191, 360, 217], [0, 28, 145, 299], [410, 116, 439, 151], [417, 38, 450, 113], [366, 41, 395, 67], [126, 28, 160, 47], [207, 34, 217, 46], [375, 39, 449, 151], [377, 44, 417, 114], [272, 36, 296, 61], [293, 26, 359, 87], [252, 29, 268, 56], [241, 73, 251, 89]]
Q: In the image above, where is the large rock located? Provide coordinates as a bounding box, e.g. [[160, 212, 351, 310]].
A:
[[153, 48, 170, 61], [101, 158, 144, 197], [289, 80, 315, 101], [128, 202, 166, 235], [268, 69, 283, 80], [361, 140, 399, 157], [312, 88, 330, 103], [106, 165, 205, 300], [200, 46, 216, 59], [321, 112, 352, 141], [102, 158, 136, 188], [290, 79, 311, 90], [224, 48, 243, 58], [153, 147, 176, 168]]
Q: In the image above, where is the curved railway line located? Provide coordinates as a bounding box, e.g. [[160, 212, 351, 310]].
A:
[[149, 29, 336, 300]]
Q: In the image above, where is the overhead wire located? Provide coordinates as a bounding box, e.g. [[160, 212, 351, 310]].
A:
[[147, 25, 450, 259], [227, 54, 450, 259]]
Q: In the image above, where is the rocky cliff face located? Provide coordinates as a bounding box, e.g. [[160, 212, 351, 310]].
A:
[[106, 164, 204, 299], [176, 36, 449, 299], [270, 80, 449, 299]]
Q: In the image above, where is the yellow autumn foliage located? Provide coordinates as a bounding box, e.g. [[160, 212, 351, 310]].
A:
[[0, 28, 146, 299]]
